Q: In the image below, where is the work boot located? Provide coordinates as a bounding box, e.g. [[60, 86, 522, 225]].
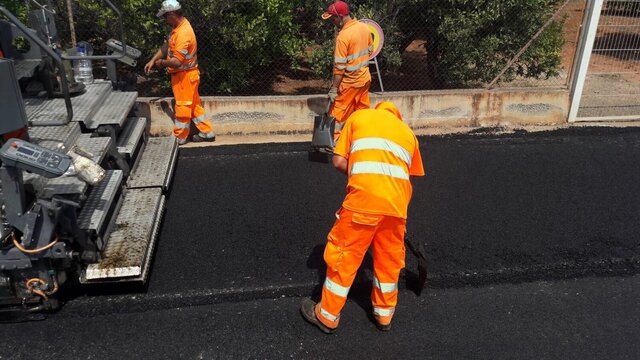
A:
[[375, 321, 392, 332], [191, 133, 216, 143], [176, 138, 189, 146], [300, 298, 336, 334]]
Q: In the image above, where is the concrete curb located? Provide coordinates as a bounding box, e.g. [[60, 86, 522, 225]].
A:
[[136, 88, 571, 138]]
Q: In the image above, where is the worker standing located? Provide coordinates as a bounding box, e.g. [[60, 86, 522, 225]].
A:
[[321, 1, 373, 140], [300, 101, 425, 333], [144, 0, 216, 145]]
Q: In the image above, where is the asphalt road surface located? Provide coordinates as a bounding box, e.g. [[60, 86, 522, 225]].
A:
[[3, 127, 640, 358]]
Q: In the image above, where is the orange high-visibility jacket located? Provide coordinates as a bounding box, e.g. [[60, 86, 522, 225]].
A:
[[167, 18, 198, 73], [333, 19, 373, 87], [333, 106, 425, 219]]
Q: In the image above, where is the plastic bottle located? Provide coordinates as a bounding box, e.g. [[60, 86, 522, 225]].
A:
[[74, 45, 94, 85]]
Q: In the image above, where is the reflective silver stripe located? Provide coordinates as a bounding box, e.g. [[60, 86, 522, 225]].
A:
[[350, 161, 409, 180], [346, 60, 370, 72], [373, 276, 398, 293], [198, 131, 216, 139], [174, 120, 190, 129], [336, 65, 346, 70], [178, 61, 198, 70], [192, 115, 206, 124], [369, 45, 374, 52], [351, 138, 412, 166], [346, 48, 371, 61], [176, 138, 188, 145], [169, 50, 196, 60], [319, 306, 339, 322], [335, 56, 347, 63], [324, 278, 350, 297], [373, 307, 395, 317]]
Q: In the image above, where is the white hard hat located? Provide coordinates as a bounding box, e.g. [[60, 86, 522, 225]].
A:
[[156, 0, 181, 18]]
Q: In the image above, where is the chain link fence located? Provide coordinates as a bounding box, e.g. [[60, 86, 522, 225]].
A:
[[2, 0, 588, 97]]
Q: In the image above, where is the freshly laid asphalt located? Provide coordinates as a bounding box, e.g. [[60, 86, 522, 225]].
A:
[[3, 126, 640, 358], [4, 275, 640, 359]]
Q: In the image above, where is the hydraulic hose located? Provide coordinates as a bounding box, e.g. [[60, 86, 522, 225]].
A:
[[25, 276, 59, 301], [11, 232, 58, 254]]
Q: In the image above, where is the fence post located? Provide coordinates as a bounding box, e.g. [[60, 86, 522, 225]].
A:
[[568, 0, 604, 122]]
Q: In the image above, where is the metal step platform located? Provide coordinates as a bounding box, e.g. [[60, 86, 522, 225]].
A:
[[82, 187, 165, 282], [116, 117, 147, 158], [24, 80, 111, 126], [28, 122, 81, 153], [75, 133, 113, 164], [127, 136, 178, 191], [78, 170, 124, 249], [84, 91, 138, 130]]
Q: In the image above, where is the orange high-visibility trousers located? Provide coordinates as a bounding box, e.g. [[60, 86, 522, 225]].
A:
[[330, 81, 371, 140], [315, 207, 406, 329], [170, 69, 215, 144]]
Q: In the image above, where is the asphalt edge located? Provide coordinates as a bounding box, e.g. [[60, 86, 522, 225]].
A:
[[57, 256, 640, 318]]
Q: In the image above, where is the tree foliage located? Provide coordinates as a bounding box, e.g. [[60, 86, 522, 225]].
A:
[[1, 0, 566, 93], [408, 0, 566, 87]]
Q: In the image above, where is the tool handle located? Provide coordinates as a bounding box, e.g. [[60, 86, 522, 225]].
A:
[[321, 100, 334, 129], [325, 99, 333, 115]]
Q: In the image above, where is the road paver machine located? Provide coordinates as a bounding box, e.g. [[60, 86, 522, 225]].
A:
[[0, 2, 176, 318]]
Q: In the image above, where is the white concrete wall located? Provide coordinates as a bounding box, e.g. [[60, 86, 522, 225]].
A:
[[137, 88, 569, 136]]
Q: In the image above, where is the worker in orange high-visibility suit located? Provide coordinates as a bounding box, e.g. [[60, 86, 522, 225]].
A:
[[321, 1, 373, 141], [301, 101, 425, 334], [144, 0, 216, 145]]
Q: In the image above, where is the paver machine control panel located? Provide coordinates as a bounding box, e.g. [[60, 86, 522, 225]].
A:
[[0, 138, 71, 178]]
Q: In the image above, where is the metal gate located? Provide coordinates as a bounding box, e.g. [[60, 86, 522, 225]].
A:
[[570, 0, 640, 121]]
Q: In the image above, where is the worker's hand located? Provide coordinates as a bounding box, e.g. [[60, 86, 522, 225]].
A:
[[144, 60, 155, 75], [155, 59, 165, 69], [327, 87, 338, 102]]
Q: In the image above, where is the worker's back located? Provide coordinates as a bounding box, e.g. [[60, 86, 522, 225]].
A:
[[334, 106, 424, 219]]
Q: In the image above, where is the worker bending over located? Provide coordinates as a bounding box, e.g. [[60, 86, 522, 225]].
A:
[[322, 1, 373, 140], [301, 102, 425, 333], [144, 0, 216, 145]]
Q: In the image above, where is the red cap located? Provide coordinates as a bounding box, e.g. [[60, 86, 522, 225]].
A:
[[375, 102, 403, 121], [322, 1, 349, 20]]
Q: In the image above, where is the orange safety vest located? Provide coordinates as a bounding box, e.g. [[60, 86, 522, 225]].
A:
[[167, 18, 198, 73], [333, 18, 373, 87], [333, 105, 425, 219]]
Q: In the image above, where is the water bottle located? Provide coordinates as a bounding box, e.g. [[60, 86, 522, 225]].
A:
[[74, 45, 94, 85]]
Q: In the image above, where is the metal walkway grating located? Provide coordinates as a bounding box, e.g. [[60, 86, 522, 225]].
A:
[[84, 91, 138, 129], [127, 136, 178, 190], [24, 80, 111, 126], [28, 122, 81, 152], [78, 170, 123, 233], [75, 134, 113, 164], [83, 187, 164, 281], [117, 117, 147, 156]]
